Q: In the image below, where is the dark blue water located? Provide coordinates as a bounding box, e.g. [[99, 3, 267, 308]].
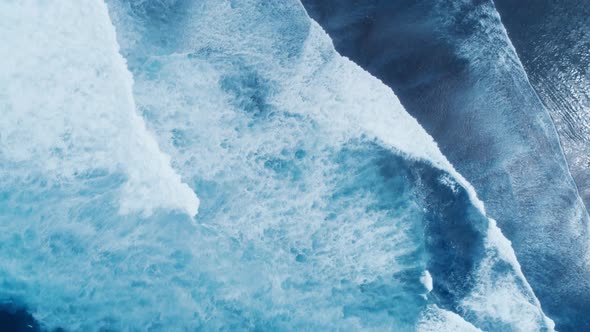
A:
[[494, 0, 590, 211], [0, 305, 39, 332], [301, 0, 590, 330]]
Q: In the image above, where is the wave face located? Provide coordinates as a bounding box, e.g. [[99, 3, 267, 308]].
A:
[[0, 0, 553, 330], [301, 0, 590, 330]]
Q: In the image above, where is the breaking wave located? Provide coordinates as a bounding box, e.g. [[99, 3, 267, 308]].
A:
[[0, 0, 556, 330]]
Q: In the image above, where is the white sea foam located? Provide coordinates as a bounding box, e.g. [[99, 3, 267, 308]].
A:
[[418, 305, 482, 332], [0, 0, 554, 330], [282, 19, 555, 330], [420, 270, 433, 294], [113, 0, 552, 329], [0, 0, 198, 217]]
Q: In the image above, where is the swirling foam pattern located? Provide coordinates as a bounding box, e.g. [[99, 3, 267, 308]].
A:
[[0, 0, 553, 330]]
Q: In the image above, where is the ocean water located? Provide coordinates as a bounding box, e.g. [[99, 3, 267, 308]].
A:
[[494, 0, 590, 212], [492, 3, 590, 329], [302, 0, 590, 330], [0, 0, 582, 331]]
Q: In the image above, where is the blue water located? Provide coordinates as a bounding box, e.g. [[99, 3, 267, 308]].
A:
[[302, 0, 590, 330], [0, 305, 39, 332], [494, 0, 590, 210], [0, 0, 581, 330]]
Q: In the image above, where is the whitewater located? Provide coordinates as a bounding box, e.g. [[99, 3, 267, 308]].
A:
[[0, 0, 555, 330]]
